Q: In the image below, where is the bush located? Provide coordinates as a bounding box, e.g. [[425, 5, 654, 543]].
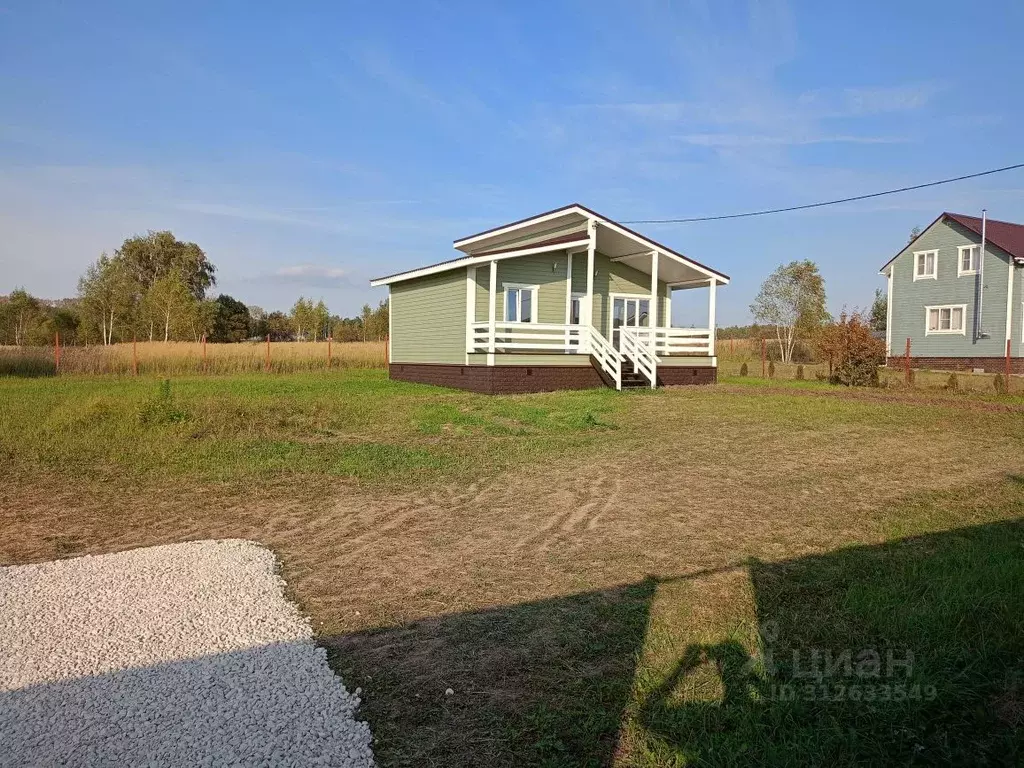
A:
[[138, 379, 188, 425], [816, 312, 886, 387], [994, 374, 1007, 394], [796, 364, 804, 380], [767, 360, 775, 378], [740, 362, 748, 377]]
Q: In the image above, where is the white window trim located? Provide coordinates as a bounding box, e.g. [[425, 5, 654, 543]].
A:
[[924, 303, 967, 336], [957, 244, 979, 277], [569, 292, 585, 325], [502, 282, 539, 323], [608, 292, 653, 339], [913, 249, 938, 281]]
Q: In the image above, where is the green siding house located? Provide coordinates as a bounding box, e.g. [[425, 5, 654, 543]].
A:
[[880, 212, 1024, 372], [371, 204, 730, 393]]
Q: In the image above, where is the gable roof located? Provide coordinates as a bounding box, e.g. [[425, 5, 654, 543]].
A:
[[371, 203, 730, 286], [880, 211, 1024, 273]]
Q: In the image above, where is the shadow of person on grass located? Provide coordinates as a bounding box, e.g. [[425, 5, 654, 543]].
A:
[[635, 516, 1024, 766]]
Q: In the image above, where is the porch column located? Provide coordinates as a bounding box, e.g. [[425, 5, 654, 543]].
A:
[[707, 278, 717, 358], [649, 250, 659, 356], [466, 265, 477, 363], [565, 250, 573, 350], [585, 220, 596, 330], [488, 260, 497, 365]]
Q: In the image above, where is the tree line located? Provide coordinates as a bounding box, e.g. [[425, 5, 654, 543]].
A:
[[0, 231, 388, 346]]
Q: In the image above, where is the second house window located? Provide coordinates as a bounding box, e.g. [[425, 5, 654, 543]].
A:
[[504, 284, 537, 323]]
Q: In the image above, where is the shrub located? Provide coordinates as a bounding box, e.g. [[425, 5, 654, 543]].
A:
[[816, 311, 886, 387], [740, 362, 748, 377], [768, 360, 775, 378], [139, 379, 188, 425], [994, 374, 1007, 394], [796, 364, 804, 380]]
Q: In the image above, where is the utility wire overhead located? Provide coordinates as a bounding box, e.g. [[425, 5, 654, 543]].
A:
[[622, 163, 1024, 224]]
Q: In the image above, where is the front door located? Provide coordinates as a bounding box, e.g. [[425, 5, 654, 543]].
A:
[[612, 296, 650, 349]]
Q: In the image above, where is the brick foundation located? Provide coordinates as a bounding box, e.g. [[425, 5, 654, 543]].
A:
[[389, 362, 605, 394], [389, 361, 718, 393], [885, 356, 1024, 374], [657, 366, 718, 386]]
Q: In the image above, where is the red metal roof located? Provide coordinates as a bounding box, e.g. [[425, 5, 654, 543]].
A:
[[942, 212, 1024, 261], [880, 211, 1024, 272]]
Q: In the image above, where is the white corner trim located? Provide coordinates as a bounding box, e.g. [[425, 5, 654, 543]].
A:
[[924, 303, 967, 336], [1006, 258, 1016, 344], [885, 268, 893, 356], [957, 244, 980, 277], [913, 249, 938, 281], [465, 266, 476, 362]]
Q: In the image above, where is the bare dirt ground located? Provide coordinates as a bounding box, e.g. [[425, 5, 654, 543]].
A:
[[2, 387, 1022, 765]]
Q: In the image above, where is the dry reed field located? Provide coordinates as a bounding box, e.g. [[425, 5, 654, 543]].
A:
[[0, 340, 388, 376]]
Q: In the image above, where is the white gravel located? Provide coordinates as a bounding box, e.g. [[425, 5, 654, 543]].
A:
[[0, 540, 375, 767]]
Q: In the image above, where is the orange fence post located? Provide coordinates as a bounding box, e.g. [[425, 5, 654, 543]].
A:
[[327, 336, 332, 369], [132, 334, 139, 376], [761, 338, 766, 378], [201, 334, 207, 373], [904, 337, 911, 385], [54, 332, 60, 373], [265, 334, 271, 372]]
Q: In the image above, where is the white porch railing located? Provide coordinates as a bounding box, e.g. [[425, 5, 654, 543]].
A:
[[586, 325, 622, 390], [470, 322, 588, 353], [632, 327, 713, 356], [619, 327, 657, 388], [469, 322, 623, 389]]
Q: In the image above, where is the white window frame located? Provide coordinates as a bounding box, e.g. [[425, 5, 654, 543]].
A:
[[924, 303, 967, 336], [502, 283, 539, 323], [914, 249, 938, 281], [957, 244, 980, 277], [569, 292, 585, 326]]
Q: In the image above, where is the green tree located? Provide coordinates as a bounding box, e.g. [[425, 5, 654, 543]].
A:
[[290, 297, 315, 340], [248, 305, 268, 339], [143, 273, 195, 342], [78, 254, 135, 345], [116, 231, 216, 300], [210, 295, 251, 342], [750, 260, 828, 363], [2, 289, 40, 346], [266, 311, 293, 341], [869, 288, 887, 333], [359, 303, 373, 341], [312, 300, 330, 341]]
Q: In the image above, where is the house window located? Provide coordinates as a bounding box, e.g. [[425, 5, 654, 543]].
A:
[[914, 250, 937, 280], [504, 284, 537, 323], [570, 293, 584, 325], [957, 245, 980, 276], [925, 304, 966, 335]]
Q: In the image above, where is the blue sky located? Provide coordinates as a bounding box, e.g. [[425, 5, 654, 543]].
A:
[[2, 0, 1023, 324]]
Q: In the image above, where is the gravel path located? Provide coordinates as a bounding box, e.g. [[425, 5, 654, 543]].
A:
[[0, 540, 375, 767]]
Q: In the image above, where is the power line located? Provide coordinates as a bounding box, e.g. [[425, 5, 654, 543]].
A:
[[621, 162, 1024, 224]]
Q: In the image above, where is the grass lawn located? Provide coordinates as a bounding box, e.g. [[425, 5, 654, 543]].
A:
[[2, 370, 1022, 765]]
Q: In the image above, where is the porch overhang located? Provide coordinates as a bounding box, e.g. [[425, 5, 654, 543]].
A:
[[371, 203, 730, 287]]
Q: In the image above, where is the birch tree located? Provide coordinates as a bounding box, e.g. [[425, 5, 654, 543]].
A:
[[750, 260, 827, 363], [78, 254, 134, 345]]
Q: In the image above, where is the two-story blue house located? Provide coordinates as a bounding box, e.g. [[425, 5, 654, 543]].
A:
[[880, 212, 1024, 372]]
